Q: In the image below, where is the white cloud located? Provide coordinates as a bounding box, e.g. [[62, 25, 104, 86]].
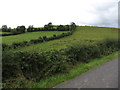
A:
[[0, 0, 119, 28]]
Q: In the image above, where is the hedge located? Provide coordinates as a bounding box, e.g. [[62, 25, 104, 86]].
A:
[[2, 31, 73, 51], [2, 39, 119, 88], [1, 33, 23, 36]]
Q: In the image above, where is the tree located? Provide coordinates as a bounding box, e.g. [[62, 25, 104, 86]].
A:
[[7, 27, 12, 32], [27, 25, 34, 32], [48, 22, 52, 26], [44, 22, 53, 30], [1, 25, 7, 32], [70, 22, 76, 30], [48, 22, 53, 30], [11, 28, 18, 34], [57, 25, 65, 31], [44, 24, 49, 30], [16, 25, 26, 33], [65, 25, 71, 31]]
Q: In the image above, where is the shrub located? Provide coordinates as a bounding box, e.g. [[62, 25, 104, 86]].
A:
[[2, 44, 9, 51], [53, 34, 56, 37], [27, 25, 34, 32], [66, 39, 119, 63], [66, 45, 92, 63], [3, 39, 119, 87], [3, 50, 68, 82], [16, 26, 26, 33], [12, 43, 20, 49], [30, 39, 41, 44], [42, 36, 47, 41], [3, 30, 74, 51], [2, 52, 22, 81]]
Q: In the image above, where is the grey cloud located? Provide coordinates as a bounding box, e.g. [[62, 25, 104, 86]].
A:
[[80, 1, 118, 27], [93, 2, 118, 27]]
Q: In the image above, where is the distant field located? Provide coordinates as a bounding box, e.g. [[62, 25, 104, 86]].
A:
[[0, 32, 12, 34], [9, 26, 118, 52], [2, 31, 68, 45]]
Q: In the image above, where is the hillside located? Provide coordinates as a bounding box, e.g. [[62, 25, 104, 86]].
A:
[[7, 26, 118, 52], [2, 26, 119, 88], [2, 31, 68, 45]]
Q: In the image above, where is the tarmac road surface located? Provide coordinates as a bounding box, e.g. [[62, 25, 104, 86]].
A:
[[54, 57, 119, 88]]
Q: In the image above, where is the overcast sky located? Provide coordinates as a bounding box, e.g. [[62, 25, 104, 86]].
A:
[[0, 0, 119, 28]]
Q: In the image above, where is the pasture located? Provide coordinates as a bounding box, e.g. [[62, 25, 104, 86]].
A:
[[0, 32, 12, 34], [2, 31, 68, 45], [7, 26, 118, 52], [2, 26, 119, 88]]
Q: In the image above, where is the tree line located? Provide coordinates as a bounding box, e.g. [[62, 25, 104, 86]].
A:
[[0, 22, 76, 34]]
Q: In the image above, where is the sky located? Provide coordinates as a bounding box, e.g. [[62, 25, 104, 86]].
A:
[[0, 0, 119, 28]]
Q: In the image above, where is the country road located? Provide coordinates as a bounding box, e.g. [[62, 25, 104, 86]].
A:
[[54, 57, 119, 88]]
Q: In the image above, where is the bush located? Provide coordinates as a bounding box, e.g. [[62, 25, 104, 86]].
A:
[[16, 26, 26, 33], [2, 44, 9, 51], [3, 50, 68, 82], [3, 30, 74, 51], [2, 52, 22, 81], [30, 39, 41, 44], [66, 39, 119, 63], [42, 36, 47, 41], [53, 34, 56, 37], [12, 43, 20, 49], [66, 45, 93, 62], [3, 39, 119, 87]]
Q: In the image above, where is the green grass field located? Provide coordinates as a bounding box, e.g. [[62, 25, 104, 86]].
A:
[[2, 31, 68, 45], [0, 32, 12, 34], [2, 26, 119, 88], [8, 26, 118, 52]]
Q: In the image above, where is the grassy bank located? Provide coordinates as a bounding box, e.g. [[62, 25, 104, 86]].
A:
[[30, 51, 119, 88]]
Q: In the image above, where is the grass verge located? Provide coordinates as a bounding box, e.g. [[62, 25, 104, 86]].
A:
[[28, 51, 119, 88]]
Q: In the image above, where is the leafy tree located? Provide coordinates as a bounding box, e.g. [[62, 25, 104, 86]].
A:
[[57, 25, 65, 31], [65, 25, 71, 31], [27, 25, 34, 32], [44, 22, 53, 30], [70, 22, 76, 30], [11, 28, 18, 34], [7, 27, 12, 32], [1, 25, 7, 32], [48, 22, 52, 26], [44, 24, 49, 30], [16, 25, 26, 33], [48, 22, 53, 30]]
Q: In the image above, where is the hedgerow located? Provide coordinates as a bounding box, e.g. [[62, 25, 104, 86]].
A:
[[2, 39, 119, 88], [2, 31, 74, 51], [1, 22, 76, 35]]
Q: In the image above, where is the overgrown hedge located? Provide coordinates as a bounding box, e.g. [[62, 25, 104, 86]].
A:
[[2, 31, 73, 51], [1, 23, 76, 35], [1, 33, 23, 36], [3, 39, 119, 88]]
